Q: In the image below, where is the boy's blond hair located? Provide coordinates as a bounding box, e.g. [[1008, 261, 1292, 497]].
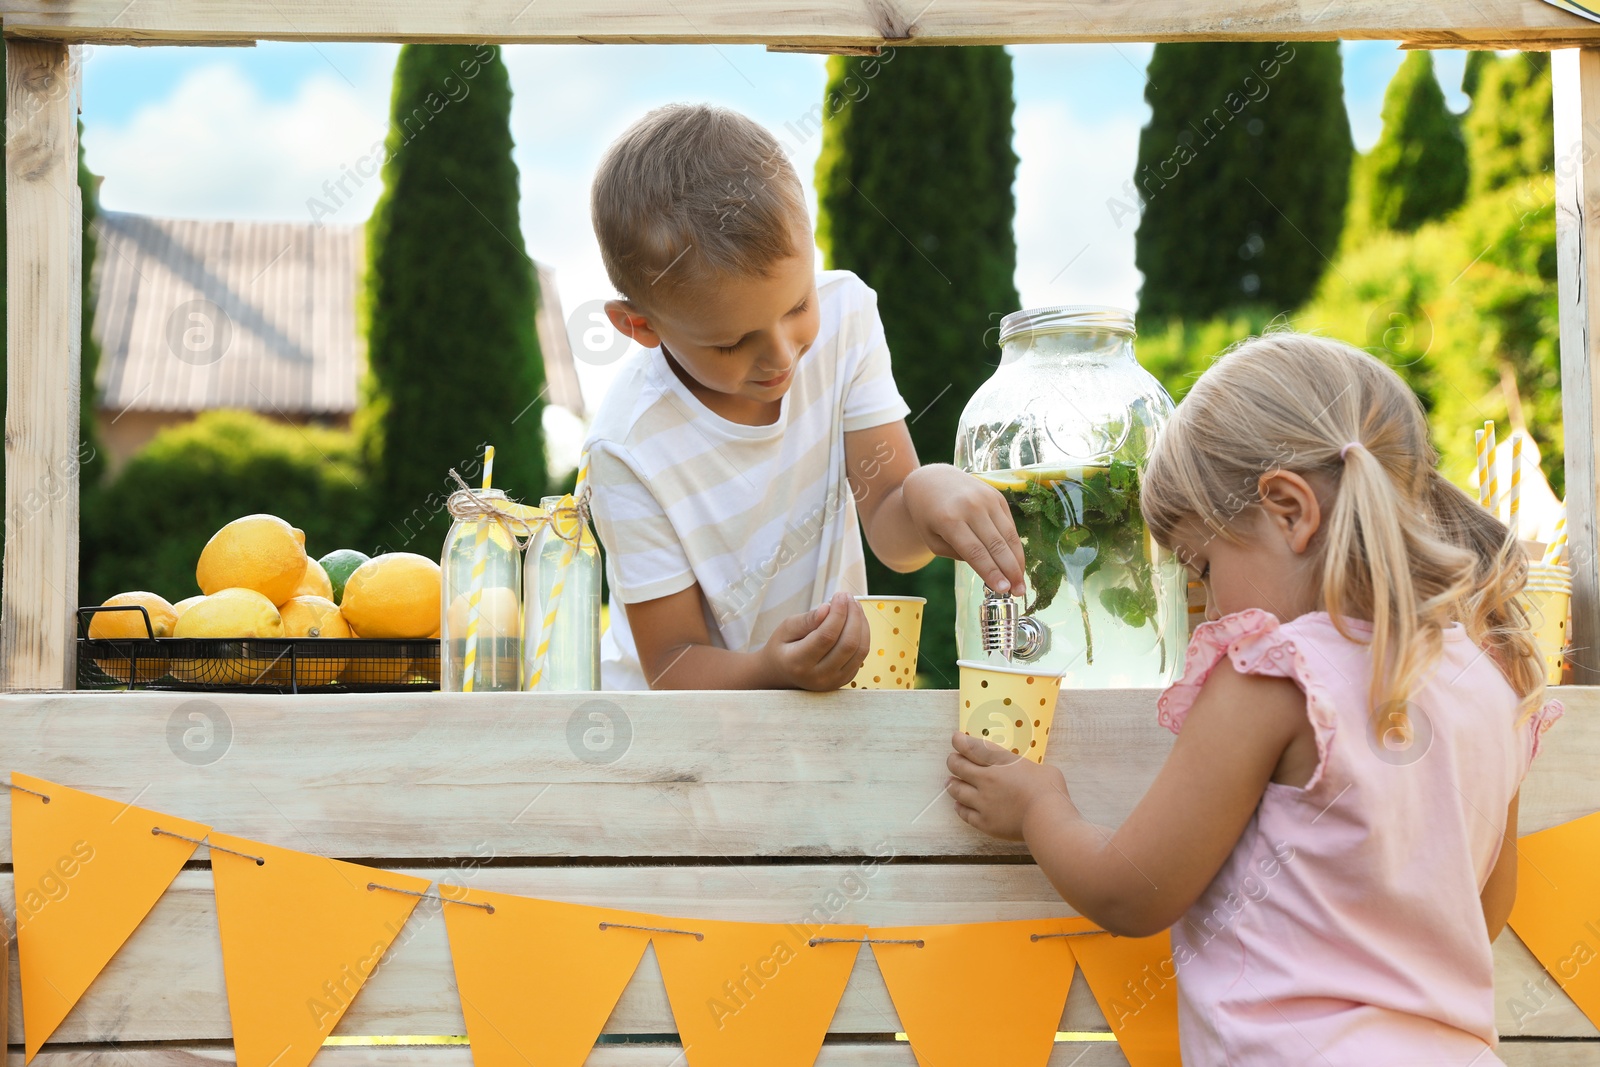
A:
[[591, 104, 809, 306], [1142, 332, 1544, 737]]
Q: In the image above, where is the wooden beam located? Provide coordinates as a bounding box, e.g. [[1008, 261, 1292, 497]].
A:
[[1, 688, 1594, 861], [0, 0, 1594, 47], [1, 41, 82, 692], [1557, 50, 1600, 686]]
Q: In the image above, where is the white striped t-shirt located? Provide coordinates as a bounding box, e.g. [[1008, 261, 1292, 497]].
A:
[[585, 270, 911, 690]]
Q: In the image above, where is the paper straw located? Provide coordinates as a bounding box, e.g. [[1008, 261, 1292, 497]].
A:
[[1545, 505, 1568, 566], [1510, 433, 1522, 537], [1484, 421, 1499, 516], [461, 445, 497, 693], [1474, 430, 1489, 508], [527, 456, 590, 690]]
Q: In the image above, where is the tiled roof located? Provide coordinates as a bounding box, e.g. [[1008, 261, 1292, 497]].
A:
[[92, 211, 583, 419]]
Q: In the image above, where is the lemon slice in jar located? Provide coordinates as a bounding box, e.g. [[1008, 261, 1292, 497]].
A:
[[974, 471, 1028, 492]]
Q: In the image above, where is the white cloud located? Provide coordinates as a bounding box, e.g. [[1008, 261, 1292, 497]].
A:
[[86, 60, 393, 227], [1013, 97, 1144, 312]]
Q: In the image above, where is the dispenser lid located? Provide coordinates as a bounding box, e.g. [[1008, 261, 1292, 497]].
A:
[[997, 305, 1136, 345]]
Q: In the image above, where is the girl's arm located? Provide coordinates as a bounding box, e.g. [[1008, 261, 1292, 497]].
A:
[[947, 658, 1308, 936], [1481, 791, 1520, 941]]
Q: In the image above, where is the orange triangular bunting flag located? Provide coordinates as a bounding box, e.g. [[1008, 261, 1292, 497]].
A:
[[870, 918, 1087, 1067], [441, 890, 654, 1067], [209, 833, 431, 1067], [1071, 930, 1181, 1066], [1508, 811, 1600, 1030], [10, 773, 210, 1061], [654, 917, 865, 1067]]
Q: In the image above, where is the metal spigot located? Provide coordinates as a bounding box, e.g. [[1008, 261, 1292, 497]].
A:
[[979, 587, 1046, 662]]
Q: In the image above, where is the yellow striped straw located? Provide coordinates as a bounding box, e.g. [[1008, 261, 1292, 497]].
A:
[[1474, 430, 1488, 508], [461, 446, 496, 694], [528, 456, 590, 690], [1509, 433, 1522, 537], [1484, 421, 1499, 515], [1545, 505, 1568, 566]]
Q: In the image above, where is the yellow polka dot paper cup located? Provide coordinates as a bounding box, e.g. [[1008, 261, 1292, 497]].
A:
[[847, 595, 925, 689], [957, 660, 1065, 763]]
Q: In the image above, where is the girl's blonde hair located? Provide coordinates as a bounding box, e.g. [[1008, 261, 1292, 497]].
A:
[[1142, 332, 1544, 733]]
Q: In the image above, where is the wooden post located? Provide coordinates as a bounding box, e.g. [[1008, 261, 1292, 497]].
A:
[[1556, 50, 1600, 684], [1, 40, 82, 691]]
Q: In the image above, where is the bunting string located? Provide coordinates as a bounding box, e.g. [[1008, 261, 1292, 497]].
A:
[[598, 920, 704, 940], [367, 881, 496, 912], [152, 826, 265, 864]]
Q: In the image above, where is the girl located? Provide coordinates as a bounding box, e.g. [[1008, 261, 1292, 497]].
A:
[[946, 333, 1563, 1064]]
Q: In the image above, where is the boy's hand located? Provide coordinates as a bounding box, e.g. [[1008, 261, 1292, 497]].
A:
[[760, 592, 871, 691], [946, 730, 1071, 841], [901, 464, 1028, 596]]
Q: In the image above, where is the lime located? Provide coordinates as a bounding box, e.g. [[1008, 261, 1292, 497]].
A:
[[318, 549, 371, 606]]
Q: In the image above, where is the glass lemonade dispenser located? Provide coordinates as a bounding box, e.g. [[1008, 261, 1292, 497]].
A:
[[954, 306, 1187, 687]]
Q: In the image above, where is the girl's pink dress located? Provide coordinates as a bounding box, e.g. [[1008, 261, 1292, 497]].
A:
[[1158, 609, 1562, 1066]]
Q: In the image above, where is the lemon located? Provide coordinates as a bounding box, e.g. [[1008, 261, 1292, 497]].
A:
[[90, 591, 177, 639], [272, 595, 350, 685], [196, 515, 308, 606], [172, 588, 285, 684], [291, 558, 335, 601], [173, 595, 206, 618], [341, 552, 442, 639], [90, 592, 178, 684], [446, 587, 521, 641]]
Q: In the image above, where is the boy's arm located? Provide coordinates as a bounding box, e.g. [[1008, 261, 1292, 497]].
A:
[[627, 586, 871, 691], [846, 420, 1027, 595]]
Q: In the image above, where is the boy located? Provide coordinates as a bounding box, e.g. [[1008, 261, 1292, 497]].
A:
[[585, 104, 1025, 690]]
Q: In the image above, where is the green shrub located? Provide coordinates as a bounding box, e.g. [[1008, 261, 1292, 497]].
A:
[[81, 410, 369, 605]]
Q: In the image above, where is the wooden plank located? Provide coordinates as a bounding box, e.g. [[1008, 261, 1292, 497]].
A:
[[18, 1044, 1599, 1067], [1, 40, 82, 692], [0, 0, 1595, 48], [1, 687, 1594, 860], [5, 866, 1595, 1044], [0, 688, 1169, 861], [15, 1046, 1143, 1066], [1557, 49, 1600, 688], [18, 1044, 1600, 1067]]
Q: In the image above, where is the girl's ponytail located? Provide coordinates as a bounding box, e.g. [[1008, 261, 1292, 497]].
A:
[[1322, 441, 1436, 735], [1426, 469, 1545, 723]]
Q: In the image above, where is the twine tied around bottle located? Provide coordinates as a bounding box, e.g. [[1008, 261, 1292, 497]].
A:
[[445, 470, 592, 548]]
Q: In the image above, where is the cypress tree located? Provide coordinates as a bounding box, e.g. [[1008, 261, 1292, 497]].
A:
[[816, 46, 1019, 680], [1464, 52, 1553, 196], [361, 44, 547, 556], [1362, 52, 1469, 233], [1133, 42, 1352, 320]]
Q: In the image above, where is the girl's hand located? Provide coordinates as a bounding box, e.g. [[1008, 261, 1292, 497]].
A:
[[902, 465, 1027, 596], [946, 730, 1073, 841]]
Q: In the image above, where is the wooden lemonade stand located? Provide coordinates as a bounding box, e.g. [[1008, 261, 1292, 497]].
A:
[[0, 2, 1599, 1064]]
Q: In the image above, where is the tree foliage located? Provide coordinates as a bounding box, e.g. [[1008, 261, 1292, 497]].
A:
[[1361, 52, 1468, 233], [361, 44, 547, 557], [816, 46, 1019, 680], [1464, 52, 1553, 196], [1134, 42, 1353, 320]]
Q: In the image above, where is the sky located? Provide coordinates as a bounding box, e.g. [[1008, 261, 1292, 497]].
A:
[[79, 40, 1471, 463]]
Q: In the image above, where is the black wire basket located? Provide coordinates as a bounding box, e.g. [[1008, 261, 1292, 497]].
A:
[[76, 605, 440, 693]]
